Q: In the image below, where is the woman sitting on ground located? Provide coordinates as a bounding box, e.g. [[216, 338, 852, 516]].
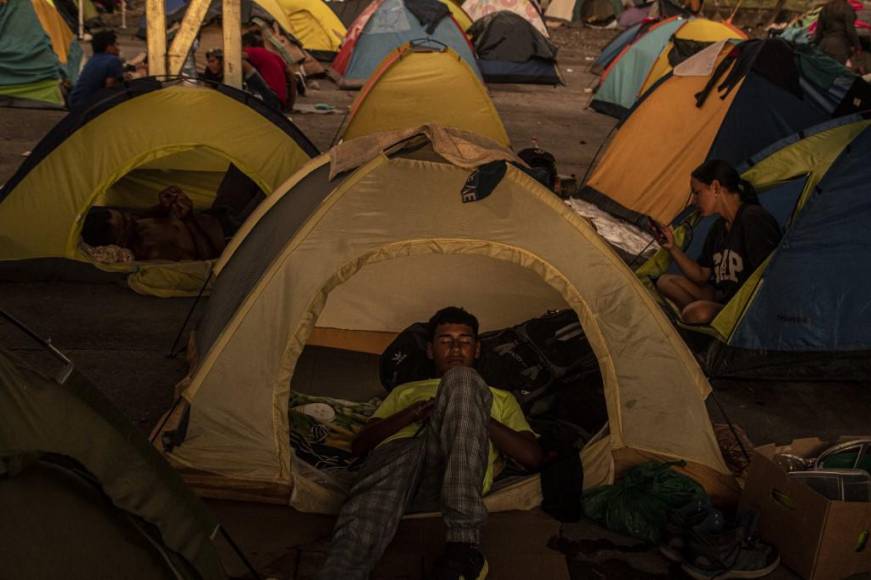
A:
[[656, 159, 782, 324]]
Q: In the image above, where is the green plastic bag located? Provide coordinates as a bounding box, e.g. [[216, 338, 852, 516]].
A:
[[582, 461, 706, 543]]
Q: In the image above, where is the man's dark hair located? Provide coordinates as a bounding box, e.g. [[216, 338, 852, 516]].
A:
[[81, 207, 116, 247], [518, 147, 558, 190], [242, 32, 263, 47], [427, 307, 479, 341], [92, 30, 118, 54]]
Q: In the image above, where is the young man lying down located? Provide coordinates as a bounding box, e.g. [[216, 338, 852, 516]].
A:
[[317, 307, 543, 580]]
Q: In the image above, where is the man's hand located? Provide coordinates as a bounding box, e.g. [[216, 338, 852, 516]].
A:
[[487, 419, 543, 471], [159, 186, 193, 219], [351, 399, 434, 456]]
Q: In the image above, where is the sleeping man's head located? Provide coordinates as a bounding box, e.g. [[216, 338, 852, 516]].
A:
[[426, 307, 480, 376]]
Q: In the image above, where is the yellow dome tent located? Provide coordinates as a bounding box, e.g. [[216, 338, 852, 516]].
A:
[[154, 125, 732, 513], [0, 80, 318, 297], [336, 42, 509, 146], [274, 0, 347, 56]]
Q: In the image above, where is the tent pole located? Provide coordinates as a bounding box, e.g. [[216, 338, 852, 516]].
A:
[[0, 309, 75, 385], [78, 0, 84, 39], [167, 270, 212, 358]]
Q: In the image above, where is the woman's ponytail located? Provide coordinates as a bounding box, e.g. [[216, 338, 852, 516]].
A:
[[737, 178, 760, 204]]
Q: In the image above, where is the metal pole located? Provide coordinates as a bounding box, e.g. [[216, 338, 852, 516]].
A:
[[78, 0, 85, 39], [122, 0, 127, 29]]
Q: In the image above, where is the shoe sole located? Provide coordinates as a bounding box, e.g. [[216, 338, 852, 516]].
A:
[[681, 554, 780, 580]]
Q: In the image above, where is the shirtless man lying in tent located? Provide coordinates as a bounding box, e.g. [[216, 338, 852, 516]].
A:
[[81, 180, 259, 262], [317, 307, 543, 580]]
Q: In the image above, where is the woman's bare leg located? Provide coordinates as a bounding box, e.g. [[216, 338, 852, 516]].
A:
[[681, 301, 724, 325], [656, 274, 715, 309]]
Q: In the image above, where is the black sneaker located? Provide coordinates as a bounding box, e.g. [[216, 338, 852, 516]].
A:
[[431, 542, 489, 580]]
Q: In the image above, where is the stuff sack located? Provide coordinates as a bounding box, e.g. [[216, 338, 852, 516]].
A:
[[379, 322, 434, 391]]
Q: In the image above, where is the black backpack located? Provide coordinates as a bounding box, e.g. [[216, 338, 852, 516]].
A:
[[378, 322, 435, 391], [477, 309, 598, 409]]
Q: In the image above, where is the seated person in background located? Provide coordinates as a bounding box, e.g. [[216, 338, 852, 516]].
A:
[[242, 32, 290, 110], [200, 48, 224, 83], [656, 160, 782, 325], [317, 307, 542, 580], [69, 30, 124, 109], [814, 0, 863, 66]]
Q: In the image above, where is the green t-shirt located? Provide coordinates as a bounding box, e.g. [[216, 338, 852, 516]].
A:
[[371, 377, 534, 493]]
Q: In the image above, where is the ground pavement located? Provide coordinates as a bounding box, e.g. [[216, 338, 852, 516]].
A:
[[1, 10, 870, 580]]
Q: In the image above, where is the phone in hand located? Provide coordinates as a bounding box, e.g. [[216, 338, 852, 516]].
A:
[[646, 220, 668, 245]]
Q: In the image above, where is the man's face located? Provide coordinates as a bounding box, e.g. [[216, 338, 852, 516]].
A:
[[427, 323, 480, 376], [106, 42, 120, 56], [207, 56, 222, 74]]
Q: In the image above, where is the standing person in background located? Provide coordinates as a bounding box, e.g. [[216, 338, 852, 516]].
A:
[[815, 0, 863, 66], [242, 32, 289, 110], [69, 30, 124, 109]]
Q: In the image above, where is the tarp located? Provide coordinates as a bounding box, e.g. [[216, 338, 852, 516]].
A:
[[337, 43, 509, 144], [154, 125, 732, 513]]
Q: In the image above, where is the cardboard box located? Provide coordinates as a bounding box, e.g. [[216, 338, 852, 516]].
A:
[[740, 438, 871, 580]]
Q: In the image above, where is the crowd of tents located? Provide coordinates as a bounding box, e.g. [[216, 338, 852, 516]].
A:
[[1, 0, 871, 572]]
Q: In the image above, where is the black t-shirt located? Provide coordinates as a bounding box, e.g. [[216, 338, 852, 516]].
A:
[[699, 204, 782, 303]]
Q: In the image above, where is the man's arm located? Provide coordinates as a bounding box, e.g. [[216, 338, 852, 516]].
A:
[[488, 419, 543, 470], [351, 400, 432, 456]]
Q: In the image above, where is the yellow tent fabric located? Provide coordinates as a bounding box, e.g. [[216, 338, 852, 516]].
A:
[[0, 83, 314, 295], [338, 44, 509, 146], [273, 0, 346, 53], [31, 0, 75, 65], [444, 0, 473, 30], [586, 46, 741, 225], [156, 126, 731, 513], [639, 19, 745, 97]]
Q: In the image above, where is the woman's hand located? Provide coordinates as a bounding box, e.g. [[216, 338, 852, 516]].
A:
[[652, 221, 675, 250]]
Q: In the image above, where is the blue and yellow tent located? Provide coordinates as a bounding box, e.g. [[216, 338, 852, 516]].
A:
[[0, 0, 83, 107], [591, 17, 746, 119], [641, 114, 871, 379]]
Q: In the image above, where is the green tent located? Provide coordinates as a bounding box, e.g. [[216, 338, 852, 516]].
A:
[[0, 346, 228, 579]]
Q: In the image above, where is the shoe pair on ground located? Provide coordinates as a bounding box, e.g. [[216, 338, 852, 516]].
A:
[[660, 501, 780, 579], [431, 542, 488, 580]]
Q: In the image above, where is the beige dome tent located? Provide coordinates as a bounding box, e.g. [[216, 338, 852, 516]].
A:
[[155, 126, 731, 513]]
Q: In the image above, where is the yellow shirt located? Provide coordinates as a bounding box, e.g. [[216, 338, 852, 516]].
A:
[[371, 377, 534, 493]]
